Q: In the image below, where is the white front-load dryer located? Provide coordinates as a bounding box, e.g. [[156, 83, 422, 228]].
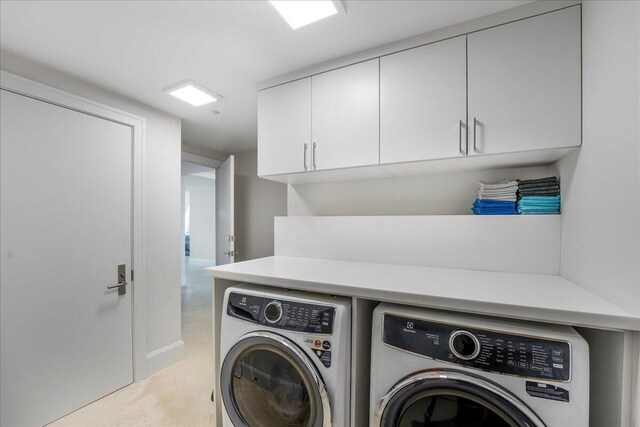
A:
[[220, 284, 351, 427], [370, 303, 589, 427]]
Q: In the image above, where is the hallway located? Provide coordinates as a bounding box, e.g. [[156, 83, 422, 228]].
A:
[[50, 262, 215, 426]]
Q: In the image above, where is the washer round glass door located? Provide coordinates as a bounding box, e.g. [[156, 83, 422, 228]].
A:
[[374, 370, 544, 427], [221, 331, 330, 427]]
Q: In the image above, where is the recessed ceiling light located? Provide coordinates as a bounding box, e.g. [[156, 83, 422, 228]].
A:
[[163, 80, 221, 107], [269, 1, 343, 30]]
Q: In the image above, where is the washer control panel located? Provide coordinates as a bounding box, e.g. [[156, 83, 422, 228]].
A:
[[227, 292, 335, 335], [383, 314, 571, 382]]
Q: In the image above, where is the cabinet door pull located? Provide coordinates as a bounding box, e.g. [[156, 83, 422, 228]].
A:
[[473, 117, 480, 153], [312, 142, 317, 170], [303, 143, 308, 171], [458, 120, 466, 155]]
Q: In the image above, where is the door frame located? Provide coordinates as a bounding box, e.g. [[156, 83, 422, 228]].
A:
[[182, 151, 223, 169], [180, 157, 219, 286], [0, 70, 148, 381]]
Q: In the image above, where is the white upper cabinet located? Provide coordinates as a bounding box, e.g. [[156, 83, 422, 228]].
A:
[[257, 77, 311, 176], [311, 59, 380, 171], [380, 36, 467, 164], [256, 6, 582, 183], [468, 6, 581, 156]]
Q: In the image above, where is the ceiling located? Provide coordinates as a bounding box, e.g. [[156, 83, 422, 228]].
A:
[[0, 1, 531, 154]]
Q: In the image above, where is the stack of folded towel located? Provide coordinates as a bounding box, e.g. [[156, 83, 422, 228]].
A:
[[471, 180, 518, 215], [516, 176, 561, 214]]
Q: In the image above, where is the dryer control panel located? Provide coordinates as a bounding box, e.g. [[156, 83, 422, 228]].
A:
[[227, 292, 335, 335], [383, 314, 571, 382]]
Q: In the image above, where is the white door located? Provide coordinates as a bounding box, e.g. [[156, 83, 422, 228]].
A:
[[216, 155, 235, 265], [468, 6, 581, 156], [380, 36, 467, 164], [311, 59, 379, 171], [258, 78, 311, 176], [1, 90, 134, 426]]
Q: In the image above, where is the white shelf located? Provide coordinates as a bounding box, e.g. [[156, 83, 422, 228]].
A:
[[206, 256, 640, 331]]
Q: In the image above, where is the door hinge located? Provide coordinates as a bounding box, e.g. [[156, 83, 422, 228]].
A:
[[131, 270, 134, 281]]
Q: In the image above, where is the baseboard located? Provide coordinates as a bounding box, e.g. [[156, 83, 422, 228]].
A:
[[146, 340, 184, 376]]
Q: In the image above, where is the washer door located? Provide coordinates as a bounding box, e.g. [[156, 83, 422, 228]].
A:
[[221, 331, 331, 427], [373, 370, 545, 427]]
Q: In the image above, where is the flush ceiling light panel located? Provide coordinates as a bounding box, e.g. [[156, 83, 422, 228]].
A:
[[164, 80, 221, 107], [269, 1, 346, 30]]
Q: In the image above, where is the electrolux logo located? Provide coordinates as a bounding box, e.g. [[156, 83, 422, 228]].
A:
[[403, 321, 416, 333]]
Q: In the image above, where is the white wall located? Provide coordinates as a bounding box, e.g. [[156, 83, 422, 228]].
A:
[[553, 1, 640, 315], [235, 150, 287, 261], [288, 165, 552, 216], [184, 175, 216, 261], [0, 50, 184, 374], [275, 216, 561, 274]]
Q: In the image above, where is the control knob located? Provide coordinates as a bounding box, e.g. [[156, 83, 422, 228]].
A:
[[449, 330, 481, 360], [264, 300, 283, 324]]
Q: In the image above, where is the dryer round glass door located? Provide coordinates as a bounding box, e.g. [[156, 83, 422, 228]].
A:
[[373, 370, 544, 427], [221, 331, 331, 427]]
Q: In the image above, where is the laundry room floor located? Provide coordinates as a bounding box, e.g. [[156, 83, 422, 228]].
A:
[[49, 262, 216, 427]]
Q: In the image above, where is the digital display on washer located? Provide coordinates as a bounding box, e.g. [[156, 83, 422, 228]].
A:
[[383, 314, 571, 382], [227, 292, 335, 334]]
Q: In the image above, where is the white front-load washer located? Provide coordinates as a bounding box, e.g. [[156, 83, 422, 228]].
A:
[[220, 284, 351, 427], [370, 303, 589, 427]]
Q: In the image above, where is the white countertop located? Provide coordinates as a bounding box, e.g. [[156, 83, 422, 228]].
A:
[[206, 256, 640, 331]]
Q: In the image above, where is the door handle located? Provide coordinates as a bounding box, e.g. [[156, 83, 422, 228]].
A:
[[107, 264, 127, 295], [312, 142, 317, 170], [303, 143, 308, 171], [473, 117, 480, 153], [223, 251, 239, 256], [458, 120, 466, 155]]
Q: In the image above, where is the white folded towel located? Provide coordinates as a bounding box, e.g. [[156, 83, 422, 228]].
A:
[[478, 180, 518, 190], [476, 179, 518, 201], [477, 195, 517, 201]]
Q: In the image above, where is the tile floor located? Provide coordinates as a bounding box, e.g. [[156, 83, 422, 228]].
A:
[[50, 260, 215, 426]]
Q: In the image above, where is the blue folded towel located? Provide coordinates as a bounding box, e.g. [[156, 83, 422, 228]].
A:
[[473, 199, 515, 206], [472, 208, 517, 215], [472, 199, 516, 215], [517, 195, 560, 214], [473, 210, 517, 215], [518, 207, 560, 211], [518, 195, 561, 203], [520, 212, 560, 215], [516, 204, 560, 209], [516, 193, 559, 214]]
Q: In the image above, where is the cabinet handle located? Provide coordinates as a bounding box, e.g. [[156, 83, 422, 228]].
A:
[[458, 120, 466, 155], [473, 117, 480, 153], [312, 142, 317, 170], [303, 143, 308, 171]]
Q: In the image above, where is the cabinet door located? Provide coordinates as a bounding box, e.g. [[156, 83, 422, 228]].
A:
[[468, 6, 581, 156], [257, 78, 311, 176], [311, 59, 379, 171], [381, 36, 467, 164]]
